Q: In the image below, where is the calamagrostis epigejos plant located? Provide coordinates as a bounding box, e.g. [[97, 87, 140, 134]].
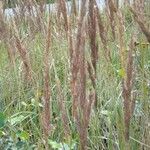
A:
[[116, 5, 136, 147], [57, 0, 68, 35], [129, 3, 150, 43], [105, 0, 117, 41], [14, 29, 32, 81], [42, 15, 51, 149], [94, 0, 111, 61], [70, 0, 87, 120], [69, 0, 95, 149], [122, 35, 136, 145], [88, 0, 98, 107]]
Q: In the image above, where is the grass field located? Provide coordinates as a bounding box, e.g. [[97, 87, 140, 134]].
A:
[[0, 0, 150, 149]]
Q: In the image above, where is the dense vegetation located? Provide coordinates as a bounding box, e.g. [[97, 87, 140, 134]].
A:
[[3, 0, 70, 8], [0, 0, 150, 150]]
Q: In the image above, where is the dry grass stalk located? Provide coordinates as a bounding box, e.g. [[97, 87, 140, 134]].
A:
[[5, 42, 16, 66], [78, 29, 86, 112], [0, 11, 5, 39], [116, 9, 126, 70], [11, 1, 26, 26], [27, 0, 46, 33], [122, 35, 136, 143], [115, 5, 136, 146], [105, 0, 117, 40], [15, 35, 32, 81], [57, 0, 68, 34], [129, 6, 150, 43], [42, 15, 51, 149], [88, 0, 98, 107], [73, 26, 88, 149], [68, 1, 95, 149], [77, 89, 95, 150], [68, 18, 73, 61], [71, 0, 87, 120], [94, 0, 111, 62], [88, 0, 98, 77], [24, 0, 38, 34], [75, 25, 92, 150]]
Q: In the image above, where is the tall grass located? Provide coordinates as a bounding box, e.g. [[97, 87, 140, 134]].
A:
[[0, 0, 150, 149]]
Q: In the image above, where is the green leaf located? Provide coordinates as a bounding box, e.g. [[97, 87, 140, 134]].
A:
[[48, 140, 63, 149], [118, 68, 125, 78], [9, 115, 26, 126], [16, 131, 30, 141], [0, 112, 6, 128]]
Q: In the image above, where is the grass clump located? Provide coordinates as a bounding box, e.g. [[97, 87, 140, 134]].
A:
[[0, 0, 150, 149]]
